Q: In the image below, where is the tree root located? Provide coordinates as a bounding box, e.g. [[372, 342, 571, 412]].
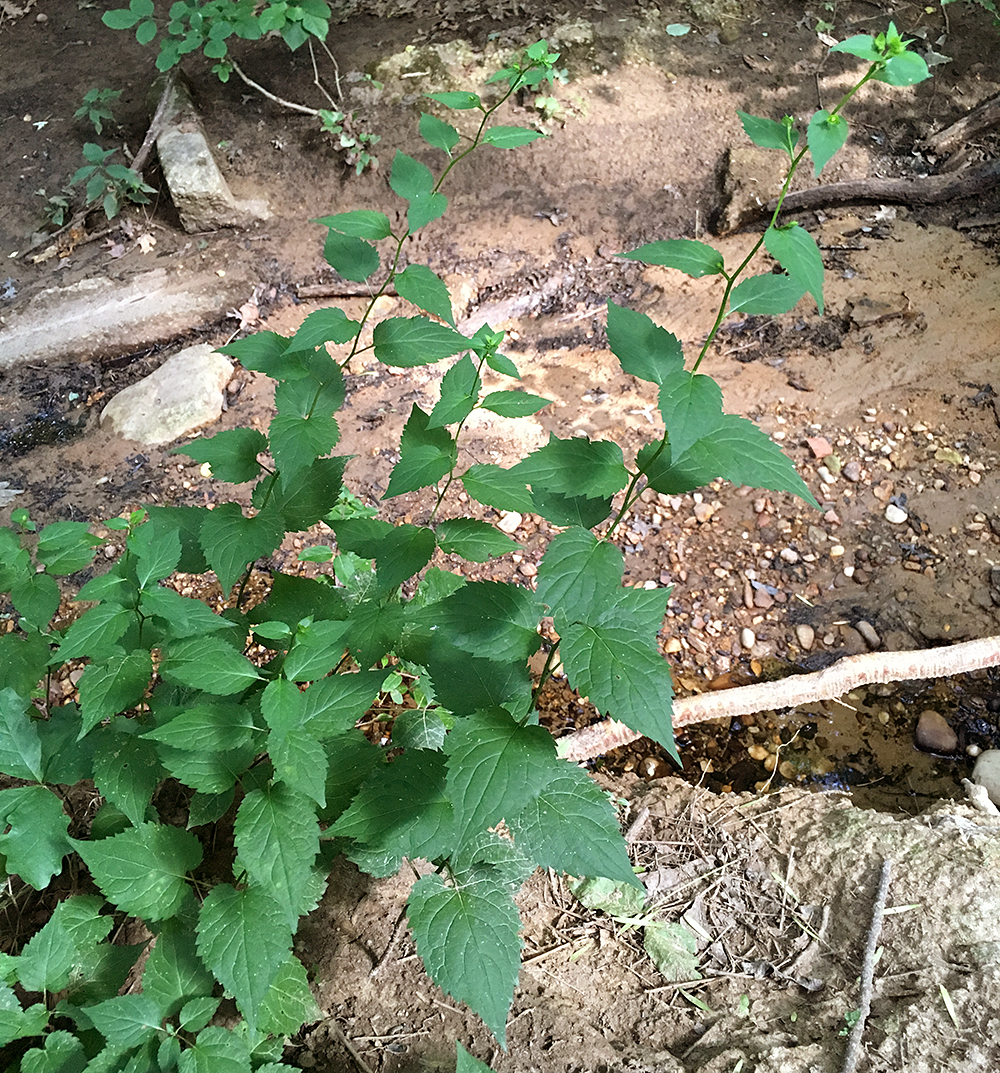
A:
[[556, 635, 1000, 762], [768, 157, 1000, 215]]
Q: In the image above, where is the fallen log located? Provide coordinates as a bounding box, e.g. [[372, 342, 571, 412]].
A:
[[768, 157, 1000, 214], [557, 634, 1000, 762]]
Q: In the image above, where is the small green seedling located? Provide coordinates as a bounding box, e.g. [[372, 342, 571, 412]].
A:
[[69, 142, 156, 219], [74, 87, 122, 135]]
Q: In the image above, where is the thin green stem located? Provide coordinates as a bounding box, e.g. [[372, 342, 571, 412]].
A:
[[604, 436, 668, 541], [528, 643, 559, 715], [689, 64, 878, 375]]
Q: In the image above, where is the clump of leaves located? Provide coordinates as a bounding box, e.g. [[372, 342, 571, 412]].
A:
[[35, 187, 73, 227], [74, 87, 122, 136], [69, 143, 156, 220], [0, 29, 929, 1072]]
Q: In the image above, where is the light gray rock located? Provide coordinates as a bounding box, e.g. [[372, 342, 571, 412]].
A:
[[100, 344, 233, 446], [156, 77, 270, 233], [973, 751, 1000, 807], [0, 267, 250, 368]]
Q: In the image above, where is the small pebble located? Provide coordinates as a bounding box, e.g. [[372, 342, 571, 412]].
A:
[[779, 548, 799, 564], [841, 461, 862, 482], [915, 709, 958, 754], [497, 511, 522, 534], [885, 503, 908, 524], [816, 466, 836, 485], [806, 436, 832, 458], [794, 624, 815, 650], [693, 501, 715, 523], [740, 627, 756, 650], [518, 562, 537, 577], [856, 620, 881, 649]]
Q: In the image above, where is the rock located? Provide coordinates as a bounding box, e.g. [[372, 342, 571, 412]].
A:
[[693, 501, 715, 523], [885, 503, 908, 524], [841, 461, 862, 482], [100, 345, 233, 446], [856, 620, 881, 649], [805, 436, 833, 459], [973, 751, 1000, 806], [794, 624, 815, 650], [779, 548, 799, 563], [915, 710, 958, 754], [753, 587, 774, 610], [740, 627, 756, 650], [807, 525, 827, 545], [518, 562, 537, 577], [156, 75, 271, 232], [497, 511, 522, 534], [0, 268, 251, 369], [816, 466, 836, 485]]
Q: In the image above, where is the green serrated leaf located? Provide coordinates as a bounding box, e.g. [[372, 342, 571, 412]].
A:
[[138, 586, 236, 639], [418, 111, 460, 157], [388, 151, 446, 233], [764, 223, 824, 314], [619, 238, 725, 278], [385, 404, 457, 498], [174, 429, 267, 484], [179, 996, 221, 1033], [142, 701, 256, 751], [829, 33, 883, 61], [341, 598, 405, 669], [0, 687, 42, 782], [0, 630, 49, 698], [143, 914, 216, 1018], [312, 209, 392, 239], [286, 308, 361, 354], [77, 823, 201, 920], [93, 730, 164, 827], [482, 125, 546, 148], [78, 651, 153, 737], [657, 369, 723, 461], [560, 605, 677, 758], [445, 709, 559, 844], [429, 354, 481, 428], [460, 463, 535, 513], [20, 1030, 86, 1073], [57, 603, 133, 661], [434, 518, 516, 562], [217, 332, 291, 378], [159, 637, 261, 695], [188, 788, 235, 828], [535, 527, 623, 623], [879, 49, 930, 86], [479, 390, 551, 417], [316, 730, 382, 824], [407, 872, 520, 1044], [509, 765, 639, 884], [736, 110, 799, 157], [178, 1025, 251, 1073], [807, 109, 849, 177], [395, 264, 456, 326], [421, 648, 531, 718], [606, 301, 686, 386], [282, 619, 351, 682], [259, 455, 348, 533], [332, 749, 453, 870], [197, 886, 292, 1032], [322, 229, 379, 282], [257, 956, 321, 1037], [10, 570, 61, 630], [643, 921, 701, 980], [0, 983, 49, 1047], [198, 501, 284, 594], [88, 993, 163, 1049], [728, 273, 806, 315], [300, 670, 388, 737], [391, 707, 448, 751], [423, 580, 541, 663], [17, 895, 110, 993], [372, 316, 468, 368], [235, 785, 320, 926], [0, 786, 70, 888], [662, 413, 820, 506], [130, 523, 183, 589], [515, 434, 628, 499], [36, 521, 100, 576], [425, 90, 483, 109]]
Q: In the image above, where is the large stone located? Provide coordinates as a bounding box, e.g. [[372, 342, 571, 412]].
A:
[[100, 344, 233, 446], [156, 77, 270, 233], [0, 267, 250, 368]]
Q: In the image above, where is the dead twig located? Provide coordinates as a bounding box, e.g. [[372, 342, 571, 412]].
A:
[[557, 635, 1000, 761], [326, 1018, 376, 1073], [842, 860, 892, 1073], [229, 59, 323, 117]]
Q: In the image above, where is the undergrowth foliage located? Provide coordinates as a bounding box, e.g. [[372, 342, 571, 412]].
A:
[[0, 30, 927, 1072]]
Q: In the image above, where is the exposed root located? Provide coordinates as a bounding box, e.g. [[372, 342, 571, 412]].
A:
[[557, 635, 1000, 762]]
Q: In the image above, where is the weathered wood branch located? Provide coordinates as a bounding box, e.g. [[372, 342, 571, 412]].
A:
[[923, 93, 1000, 155], [768, 157, 1000, 214], [557, 635, 1000, 762]]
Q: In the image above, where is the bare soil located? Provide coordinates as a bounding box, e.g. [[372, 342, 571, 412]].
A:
[[2, 0, 1000, 1070]]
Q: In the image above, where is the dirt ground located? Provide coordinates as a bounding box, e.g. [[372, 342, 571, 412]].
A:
[[2, 0, 1000, 1070]]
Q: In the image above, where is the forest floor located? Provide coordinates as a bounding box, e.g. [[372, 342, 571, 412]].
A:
[[2, 0, 1000, 1069]]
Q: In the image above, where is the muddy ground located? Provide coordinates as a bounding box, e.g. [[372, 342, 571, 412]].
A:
[[2, 0, 1000, 1070]]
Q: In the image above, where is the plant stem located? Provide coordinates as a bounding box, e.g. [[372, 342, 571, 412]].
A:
[[529, 644, 560, 714]]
